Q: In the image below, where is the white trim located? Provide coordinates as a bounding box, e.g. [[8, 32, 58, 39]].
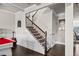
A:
[[65, 3, 73, 56], [47, 41, 56, 50], [14, 11, 24, 15], [0, 9, 14, 14], [55, 41, 65, 45], [8, 4, 24, 11]]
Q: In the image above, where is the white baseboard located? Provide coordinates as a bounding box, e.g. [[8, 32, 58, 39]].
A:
[[55, 41, 65, 45], [52, 42, 56, 47], [47, 41, 56, 50]]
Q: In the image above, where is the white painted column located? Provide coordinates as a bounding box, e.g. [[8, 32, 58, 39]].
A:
[[65, 3, 73, 56]]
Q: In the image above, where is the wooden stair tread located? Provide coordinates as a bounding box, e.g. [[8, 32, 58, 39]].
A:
[[30, 30, 37, 31], [29, 28, 36, 30], [33, 33, 40, 36], [31, 31, 38, 33], [34, 35, 41, 37], [34, 35, 42, 37], [40, 42, 45, 46], [39, 39, 45, 43], [32, 32, 39, 34], [27, 26, 45, 47], [35, 36, 43, 39], [42, 43, 45, 46], [27, 26, 34, 28]]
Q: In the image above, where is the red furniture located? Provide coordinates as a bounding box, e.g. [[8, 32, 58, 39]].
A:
[[0, 38, 14, 56], [0, 38, 14, 45]]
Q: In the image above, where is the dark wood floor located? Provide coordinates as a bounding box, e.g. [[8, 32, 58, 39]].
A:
[[12, 45, 43, 56], [47, 44, 65, 56], [12, 44, 65, 56]]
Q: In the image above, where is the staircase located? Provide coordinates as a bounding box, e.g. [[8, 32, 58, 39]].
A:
[[26, 15, 47, 55], [27, 26, 45, 47]]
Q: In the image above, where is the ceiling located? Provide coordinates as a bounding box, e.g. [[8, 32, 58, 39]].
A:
[[0, 3, 65, 13], [14, 3, 34, 9], [50, 3, 65, 14], [0, 3, 37, 13]]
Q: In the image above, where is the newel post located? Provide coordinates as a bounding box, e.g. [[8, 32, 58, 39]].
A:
[[44, 31, 47, 56]]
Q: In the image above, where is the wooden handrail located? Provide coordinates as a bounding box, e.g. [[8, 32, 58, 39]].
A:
[[32, 10, 39, 24], [26, 16, 45, 34], [32, 10, 39, 17]]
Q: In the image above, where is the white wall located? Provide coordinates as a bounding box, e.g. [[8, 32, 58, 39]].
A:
[[52, 10, 58, 34], [32, 7, 52, 32], [52, 10, 59, 44], [65, 3, 73, 56], [15, 11, 44, 54], [0, 9, 15, 30], [73, 4, 79, 27], [73, 14, 79, 27], [58, 12, 65, 20], [56, 12, 65, 44]]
